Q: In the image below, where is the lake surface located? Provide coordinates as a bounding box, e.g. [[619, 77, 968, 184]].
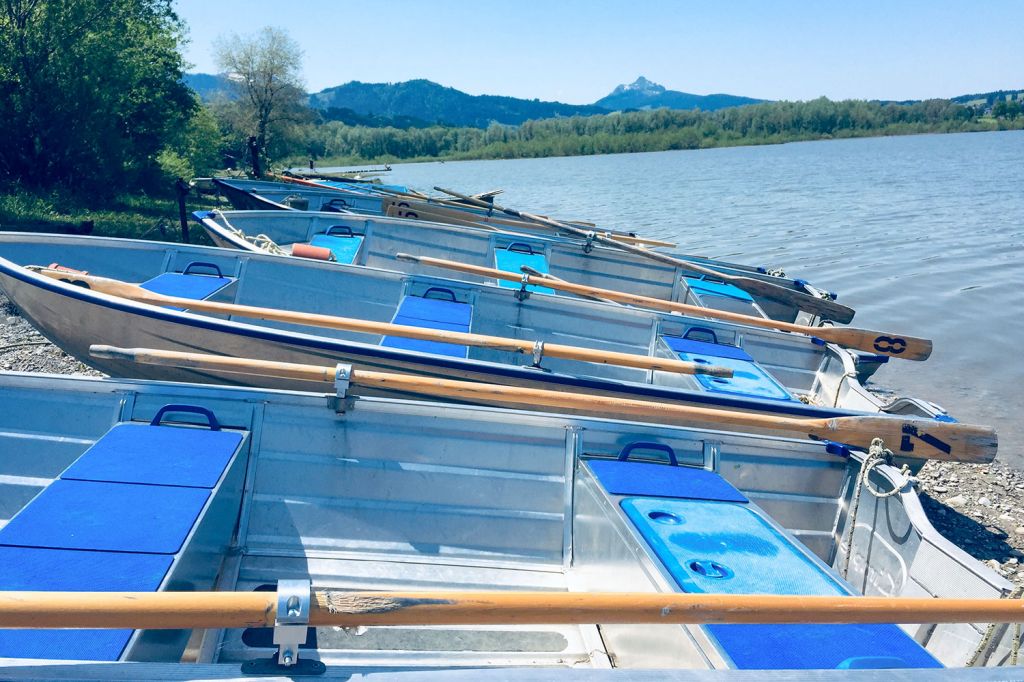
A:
[[335, 131, 1024, 466]]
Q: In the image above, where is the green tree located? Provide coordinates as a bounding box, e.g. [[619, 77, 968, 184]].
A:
[[0, 0, 195, 194], [213, 27, 309, 175]]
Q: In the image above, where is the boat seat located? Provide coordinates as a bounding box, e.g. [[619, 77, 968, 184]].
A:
[[494, 243, 554, 295], [381, 288, 472, 358], [663, 336, 795, 402], [309, 226, 364, 264], [588, 458, 942, 670], [0, 405, 246, 661], [140, 261, 235, 311], [684, 276, 753, 303]]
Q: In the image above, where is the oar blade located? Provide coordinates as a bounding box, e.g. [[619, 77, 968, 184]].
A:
[[823, 328, 934, 361], [730, 276, 856, 324], [821, 416, 997, 464]]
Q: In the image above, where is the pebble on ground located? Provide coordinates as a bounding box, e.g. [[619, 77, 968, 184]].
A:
[[2, 293, 1021, 586]]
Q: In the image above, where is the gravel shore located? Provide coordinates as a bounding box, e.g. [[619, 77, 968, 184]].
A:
[[2, 292, 1020, 586]]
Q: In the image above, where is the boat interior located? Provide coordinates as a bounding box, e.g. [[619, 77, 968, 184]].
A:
[[0, 373, 1013, 671]]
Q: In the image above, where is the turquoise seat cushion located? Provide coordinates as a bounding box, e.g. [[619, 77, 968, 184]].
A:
[[381, 295, 472, 358], [310, 233, 364, 264], [61, 423, 242, 489], [620, 494, 941, 670], [685, 277, 754, 302], [494, 248, 554, 294], [0, 546, 172, 660], [0, 479, 210, 554], [663, 336, 794, 402]]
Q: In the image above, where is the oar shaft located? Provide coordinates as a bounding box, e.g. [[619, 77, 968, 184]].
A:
[[37, 269, 728, 378], [398, 253, 932, 361], [88, 346, 995, 463], [435, 187, 856, 322], [2, 590, 1024, 629]]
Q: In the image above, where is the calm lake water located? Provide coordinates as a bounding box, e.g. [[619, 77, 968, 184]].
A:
[[335, 131, 1024, 466]]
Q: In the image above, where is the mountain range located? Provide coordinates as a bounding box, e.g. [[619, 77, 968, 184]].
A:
[[183, 73, 1022, 130]]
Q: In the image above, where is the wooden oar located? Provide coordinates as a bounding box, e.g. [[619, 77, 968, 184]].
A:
[[30, 267, 727, 378], [385, 199, 677, 248], [435, 186, 857, 324], [90, 346, 997, 463], [396, 253, 932, 361], [519, 264, 617, 305], [3, 588, 1024, 629]]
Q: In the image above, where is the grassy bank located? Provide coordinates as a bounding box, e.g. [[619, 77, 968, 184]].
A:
[[0, 186, 223, 242]]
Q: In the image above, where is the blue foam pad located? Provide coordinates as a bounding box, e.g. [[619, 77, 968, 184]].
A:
[[664, 337, 794, 402], [395, 296, 472, 327], [310, 234, 364, 264], [380, 295, 472, 358], [590, 461, 747, 502], [0, 479, 210, 554], [381, 335, 468, 358], [706, 624, 941, 670], [62, 423, 242, 489], [663, 337, 754, 362], [621, 497, 842, 595], [140, 273, 232, 301], [494, 249, 555, 294], [0, 546, 172, 661], [685, 277, 754, 302]]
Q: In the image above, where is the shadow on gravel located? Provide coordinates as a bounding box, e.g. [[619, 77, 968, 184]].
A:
[[920, 492, 1018, 562]]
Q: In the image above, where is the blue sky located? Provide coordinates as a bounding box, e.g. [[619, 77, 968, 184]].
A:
[[175, 0, 1024, 103]]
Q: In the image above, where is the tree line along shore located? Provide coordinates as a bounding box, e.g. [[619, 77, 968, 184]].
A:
[[1, 3, 1022, 236]]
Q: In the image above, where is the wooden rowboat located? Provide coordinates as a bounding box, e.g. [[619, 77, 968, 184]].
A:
[[0, 369, 1014, 675]]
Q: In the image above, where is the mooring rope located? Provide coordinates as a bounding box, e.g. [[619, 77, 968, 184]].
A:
[[966, 585, 1024, 667], [213, 211, 288, 256], [840, 438, 916, 578]]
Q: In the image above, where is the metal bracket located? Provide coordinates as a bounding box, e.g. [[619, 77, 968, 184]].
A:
[[531, 340, 545, 368], [274, 579, 311, 667], [515, 273, 531, 301], [582, 231, 597, 254], [332, 363, 351, 413]]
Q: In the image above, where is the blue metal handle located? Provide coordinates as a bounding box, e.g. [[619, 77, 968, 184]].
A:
[[617, 441, 678, 466], [423, 287, 458, 302], [326, 225, 355, 237], [506, 242, 536, 255], [182, 261, 223, 278], [150, 404, 222, 431]]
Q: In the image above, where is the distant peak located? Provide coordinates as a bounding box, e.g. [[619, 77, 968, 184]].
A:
[[611, 76, 666, 96]]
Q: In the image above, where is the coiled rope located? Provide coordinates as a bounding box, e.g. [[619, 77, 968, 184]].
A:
[[213, 211, 287, 256], [840, 438, 916, 578]]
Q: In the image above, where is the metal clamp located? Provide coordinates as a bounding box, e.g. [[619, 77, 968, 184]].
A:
[[274, 579, 311, 667], [582, 231, 597, 254], [531, 340, 545, 367], [333, 363, 352, 412], [515, 273, 531, 301]]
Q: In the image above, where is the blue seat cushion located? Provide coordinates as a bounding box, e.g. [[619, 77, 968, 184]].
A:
[[663, 336, 794, 402], [381, 295, 472, 358], [310, 234, 364, 264], [685, 277, 754, 302], [590, 460, 748, 503], [494, 249, 555, 294], [663, 337, 754, 362], [140, 273, 232, 301], [0, 546, 172, 661], [706, 624, 941, 670], [61, 423, 242, 489], [394, 296, 472, 327], [0, 479, 210, 554]]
